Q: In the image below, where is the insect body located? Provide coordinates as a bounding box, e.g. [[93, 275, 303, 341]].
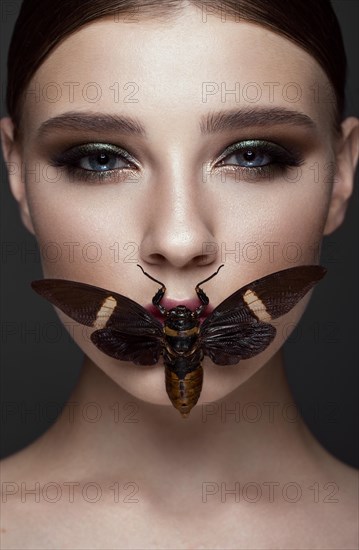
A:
[[163, 312, 204, 418], [31, 264, 326, 418]]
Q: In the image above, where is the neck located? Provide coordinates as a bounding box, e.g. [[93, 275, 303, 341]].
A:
[[38, 351, 318, 511]]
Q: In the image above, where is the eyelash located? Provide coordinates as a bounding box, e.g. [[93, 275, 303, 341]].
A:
[[213, 140, 304, 181], [49, 140, 304, 184], [49, 143, 138, 184]]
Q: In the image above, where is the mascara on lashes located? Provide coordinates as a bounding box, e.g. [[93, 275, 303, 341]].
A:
[[213, 139, 304, 181], [215, 139, 304, 169], [49, 142, 138, 183], [50, 142, 136, 169], [49, 139, 304, 183]]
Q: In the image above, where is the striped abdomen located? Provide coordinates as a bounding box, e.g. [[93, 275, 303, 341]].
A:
[[165, 361, 203, 418]]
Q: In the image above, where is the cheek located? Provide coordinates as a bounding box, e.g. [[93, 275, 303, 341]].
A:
[[25, 182, 140, 280], [216, 172, 331, 269]]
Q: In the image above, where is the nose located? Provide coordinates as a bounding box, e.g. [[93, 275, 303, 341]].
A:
[[139, 164, 219, 270]]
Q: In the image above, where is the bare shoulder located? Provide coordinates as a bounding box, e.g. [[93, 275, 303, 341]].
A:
[[0, 444, 73, 549], [223, 452, 358, 550], [316, 444, 358, 503], [0, 439, 50, 486], [283, 447, 359, 550], [305, 455, 358, 550], [1, 448, 36, 548], [0, 444, 48, 511]]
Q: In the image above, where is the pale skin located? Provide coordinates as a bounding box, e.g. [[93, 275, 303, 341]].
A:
[[1, 3, 359, 549]]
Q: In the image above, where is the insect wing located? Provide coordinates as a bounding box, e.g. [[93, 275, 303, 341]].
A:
[[91, 328, 162, 365], [200, 265, 326, 365], [200, 316, 276, 365], [31, 279, 165, 364], [205, 265, 327, 322]]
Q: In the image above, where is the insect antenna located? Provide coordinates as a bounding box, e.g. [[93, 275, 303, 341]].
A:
[[195, 264, 224, 288], [137, 265, 165, 286]]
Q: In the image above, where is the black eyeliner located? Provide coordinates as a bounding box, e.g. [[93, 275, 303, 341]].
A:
[[49, 142, 136, 166], [216, 139, 304, 167], [48, 138, 305, 184], [48, 142, 139, 184]]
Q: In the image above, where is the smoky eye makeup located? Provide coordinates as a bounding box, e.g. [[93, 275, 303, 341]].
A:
[[212, 139, 305, 181], [48, 142, 140, 183], [47, 138, 305, 185]]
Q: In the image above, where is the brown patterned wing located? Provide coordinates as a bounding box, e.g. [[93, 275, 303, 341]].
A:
[[91, 328, 163, 365], [31, 279, 164, 364], [200, 265, 326, 365]]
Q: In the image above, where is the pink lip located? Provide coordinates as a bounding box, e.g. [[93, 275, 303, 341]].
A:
[[146, 297, 214, 323]]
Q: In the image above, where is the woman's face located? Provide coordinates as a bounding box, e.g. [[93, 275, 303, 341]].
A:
[[13, 6, 340, 407]]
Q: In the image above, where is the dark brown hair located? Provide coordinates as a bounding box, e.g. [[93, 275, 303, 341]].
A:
[[6, 0, 347, 140]]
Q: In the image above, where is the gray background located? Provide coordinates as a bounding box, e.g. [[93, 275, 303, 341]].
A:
[[0, 0, 358, 466]]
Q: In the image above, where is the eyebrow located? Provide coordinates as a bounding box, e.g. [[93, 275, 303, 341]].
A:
[[37, 112, 147, 138], [36, 107, 317, 139], [200, 107, 317, 134]]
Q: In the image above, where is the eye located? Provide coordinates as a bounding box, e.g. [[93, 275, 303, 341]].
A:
[[224, 145, 271, 168], [214, 139, 304, 180], [49, 143, 139, 183], [79, 151, 126, 171]]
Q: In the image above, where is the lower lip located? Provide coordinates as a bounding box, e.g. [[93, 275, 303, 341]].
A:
[[146, 303, 214, 324]]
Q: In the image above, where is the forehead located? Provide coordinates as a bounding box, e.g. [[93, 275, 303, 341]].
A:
[[23, 6, 332, 139]]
